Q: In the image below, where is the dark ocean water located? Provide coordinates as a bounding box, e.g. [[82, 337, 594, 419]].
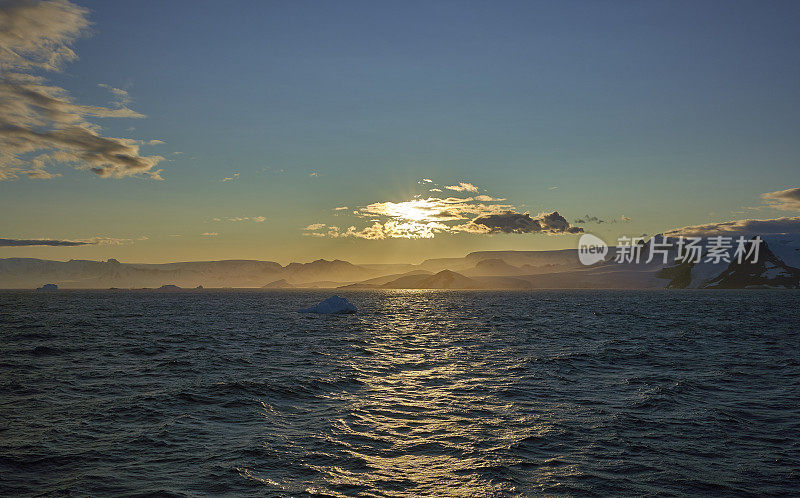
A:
[[1, 290, 798, 496]]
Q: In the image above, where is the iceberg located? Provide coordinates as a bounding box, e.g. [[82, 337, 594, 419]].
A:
[[299, 295, 357, 314]]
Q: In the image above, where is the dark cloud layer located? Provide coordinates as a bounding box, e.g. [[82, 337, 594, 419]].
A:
[[0, 238, 90, 246], [468, 211, 583, 234], [664, 216, 800, 237], [762, 187, 800, 211]]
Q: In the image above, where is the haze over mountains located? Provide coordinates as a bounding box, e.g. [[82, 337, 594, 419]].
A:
[[2, 235, 799, 289]]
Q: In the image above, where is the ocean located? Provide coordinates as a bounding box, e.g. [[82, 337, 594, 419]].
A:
[[1, 290, 798, 496]]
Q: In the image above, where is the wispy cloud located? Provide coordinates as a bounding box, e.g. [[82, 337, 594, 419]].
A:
[[574, 214, 632, 224], [0, 0, 165, 181], [221, 173, 239, 182], [445, 182, 479, 192], [574, 214, 606, 224], [474, 195, 504, 202], [212, 215, 267, 223], [261, 166, 285, 174], [98, 83, 131, 106], [84, 236, 140, 245], [200, 232, 218, 237], [334, 221, 450, 240]]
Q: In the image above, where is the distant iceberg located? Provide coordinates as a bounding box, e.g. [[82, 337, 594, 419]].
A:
[[299, 295, 357, 314]]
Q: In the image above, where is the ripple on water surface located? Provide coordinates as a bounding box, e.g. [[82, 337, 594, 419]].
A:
[[0, 289, 799, 496]]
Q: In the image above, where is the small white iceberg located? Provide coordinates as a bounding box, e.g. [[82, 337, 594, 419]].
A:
[[299, 295, 357, 314]]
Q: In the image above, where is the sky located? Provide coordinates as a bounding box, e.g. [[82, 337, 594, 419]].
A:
[[1, 0, 799, 264]]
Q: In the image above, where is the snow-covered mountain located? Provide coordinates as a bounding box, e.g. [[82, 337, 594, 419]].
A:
[[657, 235, 800, 289]]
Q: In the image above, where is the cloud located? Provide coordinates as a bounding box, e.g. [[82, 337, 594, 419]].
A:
[[0, 0, 88, 71], [456, 211, 583, 234], [306, 188, 580, 239], [221, 173, 239, 182], [573, 214, 631, 224], [548, 186, 559, 190], [309, 171, 319, 177], [25, 165, 60, 179], [762, 187, 800, 211], [359, 197, 515, 224], [324, 210, 578, 239], [0, 237, 89, 246], [353, 221, 449, 239], [333, 206, 348, 211], [0, 235, 139, 246], [574, 214, 605, 224], [429, 188, 442, 192], [422, 178, 432, 183], [0, 0, 165, 181], [445, 182, 479, 192], [98, 83, 131, 106], [664, 216, 800, 237], [84, 236, 138, 245], [310, 221, 450, 240], [200, 232, 218, 236], [211, 214, 266, 223]]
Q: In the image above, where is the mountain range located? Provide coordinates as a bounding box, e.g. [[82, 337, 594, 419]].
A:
[[1, 234, 799, 289]]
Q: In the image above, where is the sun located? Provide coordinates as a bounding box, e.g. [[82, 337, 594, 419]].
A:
[[392, 200, 439, 222]]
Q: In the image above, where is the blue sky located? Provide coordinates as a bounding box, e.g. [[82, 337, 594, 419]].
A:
[[1, 0, 799, 263]]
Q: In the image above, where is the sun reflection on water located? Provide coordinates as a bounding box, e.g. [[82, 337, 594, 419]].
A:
[[301, 292, 562, 495]]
